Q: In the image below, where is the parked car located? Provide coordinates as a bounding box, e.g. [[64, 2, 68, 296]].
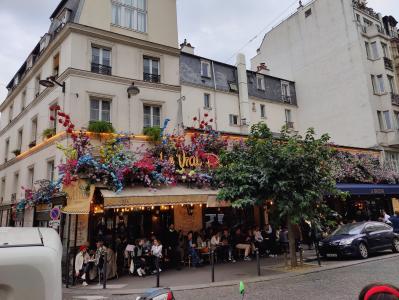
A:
[[319, 221, 399, 259], [0, 227, 62, 300], [136, 288, 175, 300]]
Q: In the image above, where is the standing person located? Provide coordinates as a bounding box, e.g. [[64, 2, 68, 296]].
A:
[[187, 231, 202, 267], [253, 226, 266, 255], [165, 224, 180, 269], [75, 245, 91, 286], [95, 240, 107, 281], [133, 239, 147, 277], [279, 227, 289, 254], [231, 228, 252, 261], [389, 211, 399, 233], [151, 238, 163, 274]]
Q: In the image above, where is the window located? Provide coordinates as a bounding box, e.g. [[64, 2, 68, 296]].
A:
[[143, 105, 161, 128], [229, 114, 239, 126], [228, 82, 238, 92], [53, 53, 60, 77], [381, 43, 389, 58], [21, 90, 26, 112], [256, 75, 265, 91], [371, 42, 379, 59], [90, 98, 111, 122], [27, 167, 35, 189], [281, 81, 290, 102], [112, 0, 147, 33], [31, 117, 38, 143], [17, 129, 23, 151], [384, 111, 392, 129], [285, 109, 294, 129], [13, 173, 19, 195], [4, 139, 9, 163], [305, 9, 312, 18], [204, 94, 211, 109], [356, 14, 361, 22], [377, 111, 384, 130], [388, 75, 396, 94], [377, 75, 385, 93], [35, 74, 41, 96], [365, 42, 371, 59], [143, 57, 160, 82], [260, 104, 266, 118], [394, 111, 399, 129], [371, 75, 377, 93], [8, 104, 13, 123], [91, 46, 111, 75], [50, 102, 58, 131], [47, 160, 55, 182], [201, 60, 211, 78], [363, 18, 373, 27], [0, 178, 5, 203]]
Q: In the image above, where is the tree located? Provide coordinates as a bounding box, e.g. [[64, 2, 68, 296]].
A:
[[217, 123, 341, 267]]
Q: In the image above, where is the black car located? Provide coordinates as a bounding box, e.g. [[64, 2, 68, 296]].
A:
[[319, 221, 399, 259]]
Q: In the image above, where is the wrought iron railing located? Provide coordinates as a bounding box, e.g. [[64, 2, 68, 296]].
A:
[[143, 73, 161, 83], [282, 95, 292, 103], [384, 57, 393, 70], [91, 63, 112, 76], [286, 121, 294, 129], [391, 93, 399, 105]]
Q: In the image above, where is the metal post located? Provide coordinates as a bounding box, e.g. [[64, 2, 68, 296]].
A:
[[256, 248, 261, 276], [65, 214, 72, 288], [211, 249, 215, 282], [72, 215, 78, 285], [103, 252, 108, 289], [156, 256, 160, 288], [315, 241, 321, 267], [299, 245, 304, 266]]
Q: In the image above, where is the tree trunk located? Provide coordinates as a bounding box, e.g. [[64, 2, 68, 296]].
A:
[[287, 216, 297, 268]]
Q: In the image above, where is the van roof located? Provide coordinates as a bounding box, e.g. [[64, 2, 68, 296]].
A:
[[0, 227, 43, 248]]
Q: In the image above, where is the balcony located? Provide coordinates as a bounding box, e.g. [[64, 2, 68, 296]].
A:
[[391, 93, 399, 105], [353, 0, 379, 19], [384, 57, 394, 71], [143, 73, 161, 83], [286, 121, 294, 129], [91, 63, 112, 76]]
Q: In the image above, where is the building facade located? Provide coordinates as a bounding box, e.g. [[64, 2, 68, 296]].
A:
[[252, 0, 399, 168], [0, 0, 297, 227]]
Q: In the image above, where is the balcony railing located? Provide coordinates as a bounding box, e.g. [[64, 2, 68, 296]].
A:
[[352, 0, 379, 19], [143, 73, 161, 83], [286, 121, 294, 129], [11, 193, 16, 204], [91, 63, 112, 76], [384, 57, 394, 70], [391, 93, 399, 105], [282, 95, 292, 103]]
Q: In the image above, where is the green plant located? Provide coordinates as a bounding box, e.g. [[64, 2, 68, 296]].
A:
[[88, 121, 115, 133], [42, 128, 56, 139], [143, 126, 161, 142], [12, 149, 21, 156]]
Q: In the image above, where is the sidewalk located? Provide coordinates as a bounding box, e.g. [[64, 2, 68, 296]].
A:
[[63, 251, 399, 297]]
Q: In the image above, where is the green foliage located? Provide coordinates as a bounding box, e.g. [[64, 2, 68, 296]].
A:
[[42, 128, 56, 138], [88, 121, 115, 133], [143, 126, 161, 142]]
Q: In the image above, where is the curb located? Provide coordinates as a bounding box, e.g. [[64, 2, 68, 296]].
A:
[[64, 253, 399, 296]]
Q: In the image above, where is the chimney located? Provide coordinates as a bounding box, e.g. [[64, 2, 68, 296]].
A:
[[180, 39, 195, 55], [256, 63, 270, 75], [236, 53, 251, 130]]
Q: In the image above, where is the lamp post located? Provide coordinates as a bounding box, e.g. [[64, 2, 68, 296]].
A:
[[127, 82, 140, 133], [39, 76, 65, 93]]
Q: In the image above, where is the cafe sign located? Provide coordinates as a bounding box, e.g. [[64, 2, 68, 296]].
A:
[[160, 151, 219, 170]]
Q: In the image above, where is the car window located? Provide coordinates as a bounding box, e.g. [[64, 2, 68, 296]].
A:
[[332, 223, 364, 235], [365, 224, 378, 233], [373, 223, 392, 231]]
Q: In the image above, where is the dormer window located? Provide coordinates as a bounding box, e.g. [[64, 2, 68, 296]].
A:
[[112, 0, 147, 33], [40, 34, 51, 52], [201, 60, 211, 78], [256, 75, 265, 91]]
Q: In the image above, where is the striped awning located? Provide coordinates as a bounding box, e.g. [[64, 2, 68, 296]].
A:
[[102, 186, 219, 209]]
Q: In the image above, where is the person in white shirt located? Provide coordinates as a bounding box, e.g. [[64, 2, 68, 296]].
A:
[[75, 245, 91, 286], [383, 210, 392, 224], [151, 239, 163, 274]]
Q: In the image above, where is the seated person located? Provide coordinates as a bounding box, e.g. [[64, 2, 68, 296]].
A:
[[187, 231, 203, 267], [151, 238, 163, 274], [232, 228, 252, 261], [220, 229, 234, 262], [132, 239, 147, 277], [253, 226, 267, 255], [75, 245, 91, 286]]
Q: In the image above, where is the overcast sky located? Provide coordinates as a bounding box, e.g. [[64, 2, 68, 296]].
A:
[[0, 0, 398, 101]]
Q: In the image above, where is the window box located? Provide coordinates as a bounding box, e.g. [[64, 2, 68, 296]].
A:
[[29, 141, 37, 148], [88, 121, 115, 133], [12, 149, 21, 157], [42, 128, 56, 139]]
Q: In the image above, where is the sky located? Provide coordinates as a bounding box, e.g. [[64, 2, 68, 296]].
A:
[[0, 0, 398, 101]]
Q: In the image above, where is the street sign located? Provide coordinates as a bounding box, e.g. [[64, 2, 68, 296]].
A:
[[50, 207, 61, 221]]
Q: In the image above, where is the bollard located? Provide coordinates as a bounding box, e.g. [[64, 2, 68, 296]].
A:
[[256, 248, 261, 276], [211, 249, 215, 283], [315, 241, 321, 267], [103, 252, 107, 289], [156, 256, 160, 288]]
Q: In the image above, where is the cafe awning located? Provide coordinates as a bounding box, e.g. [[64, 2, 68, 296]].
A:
[[61, 180, 95, 215], [62, 201, 91, 215], [101, 186, 219, 209], [336, 184, 399, 196]]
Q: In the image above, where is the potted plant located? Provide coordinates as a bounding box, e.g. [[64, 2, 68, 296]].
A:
[[143, 127, 161, 143], [42, 128, 56, 139], [12, 149, 21, 156], [28, 141, 36, 148], [88, 121, 115, 134]]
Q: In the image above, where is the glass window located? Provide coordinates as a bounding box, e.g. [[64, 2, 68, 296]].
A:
[[365, 42, 370, 59], [381, 42, 389, 58], [305, 9, 312, 18], [111, 0, 147, 33], [388, 75, 396, 94], [371, 75, 377, 93], [28, 167, 34, 189], [201, 61, 211, 78], [4, 139, 9, 162], [285, 109, 292, 123], [257, 75, 265, 90], [332, 223, 364, 235], [143, 105, 161, 128], [31, 117, 38, 143], [384, 111, 392, 129], [377, 75, 385, 93], [260, 104, 266, 118], [229, 114, 238, 125], [143, 57, 160, 82], [371, 42, 379, 59], [377, 111, 384, 130], [204, 94, 211, 109], [8, 104, 13, 123], [47, 160, 55, 182], [17, 129, 23, 150], [90, 98, 111, 122], [21, 90, 26, 111]]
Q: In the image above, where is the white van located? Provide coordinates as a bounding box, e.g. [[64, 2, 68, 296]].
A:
[[0, 227, 62, 300]]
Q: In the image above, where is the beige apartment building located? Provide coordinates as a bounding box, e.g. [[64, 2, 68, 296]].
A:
[[0, 0, 297, 227]]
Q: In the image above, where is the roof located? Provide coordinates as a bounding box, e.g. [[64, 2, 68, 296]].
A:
[[50, 0, 68, 19]]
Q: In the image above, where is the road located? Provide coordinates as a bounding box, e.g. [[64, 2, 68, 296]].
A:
[[64, 255, 399, 300]]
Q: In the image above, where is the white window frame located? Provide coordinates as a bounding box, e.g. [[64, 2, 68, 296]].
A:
[[371, 42, 379, 60], [383, 110, 392, 130], [204, 93, 211, 109], [8, 104, 13, 123], [143, 57, 160, 76], [381, 42, 389, 58], [260, 104, 266, 119], [394, 111, 399, 129], [229, 114, 239, 126], [365, 42, 371, 59], [27, 166, 35, 189], [377, 75, 385, 94], [21, 90, 26, 111], [256, 75, 265, 91], [201, 60, 211, 78], [35, 74, 41, 96], [47, 159, 55, 182], [91, 46, 112, 67], [285, 109, 292, 123], [17, 128, 23, 151], [143, 104, 161, 128], [31, 116, 38, 143], [388, 75, 396, 94], [111, 0, 147, 33], [4, 138, 9, 162], [90, 98, 111, 122]]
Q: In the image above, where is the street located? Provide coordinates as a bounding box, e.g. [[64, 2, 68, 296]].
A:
[[64, 254, 399, 300]]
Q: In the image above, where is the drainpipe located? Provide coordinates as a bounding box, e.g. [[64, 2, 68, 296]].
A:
[[236, 53, 251, 133], [211, 61, 218, 131]]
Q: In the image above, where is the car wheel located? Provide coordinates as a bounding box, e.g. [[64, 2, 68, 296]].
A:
[[358, 243, 368, 259], [392, 238, 399, 253]]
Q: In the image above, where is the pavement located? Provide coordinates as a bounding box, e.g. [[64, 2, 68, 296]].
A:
[[63, 250, 399, 299]]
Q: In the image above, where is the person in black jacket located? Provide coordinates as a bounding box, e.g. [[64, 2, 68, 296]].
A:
[[165, 224, 180, 269], [232, 228, 252, 261], [132, 239, 147, 277]]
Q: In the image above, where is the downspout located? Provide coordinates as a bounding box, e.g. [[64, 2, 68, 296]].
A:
[[236, 53, 251, 134], [211, 61, 218, 131]]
